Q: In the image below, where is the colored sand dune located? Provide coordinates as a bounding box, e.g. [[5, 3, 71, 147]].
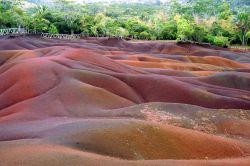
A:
[[1, 37, 250, 166]]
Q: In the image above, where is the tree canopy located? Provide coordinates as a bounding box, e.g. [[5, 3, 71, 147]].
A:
[[0, 0, 249, 47]]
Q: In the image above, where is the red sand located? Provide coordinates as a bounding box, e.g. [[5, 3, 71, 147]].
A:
[[0, 37, 250, 166]]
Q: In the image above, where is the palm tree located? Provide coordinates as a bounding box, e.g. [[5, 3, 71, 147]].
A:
[[237, 13, 249, 46]]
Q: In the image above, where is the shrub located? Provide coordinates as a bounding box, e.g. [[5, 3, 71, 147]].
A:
[[139, 31, 151, 40], [48, 24, 58, 34], [159, 22, 177, 40], [174, 15, 194, 41], [213, 36, 229, 47], [206, 35, 229, 47], [192, 26, 207, 43]]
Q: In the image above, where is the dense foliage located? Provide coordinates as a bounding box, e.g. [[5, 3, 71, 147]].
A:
[[0, 0, 250, 47]]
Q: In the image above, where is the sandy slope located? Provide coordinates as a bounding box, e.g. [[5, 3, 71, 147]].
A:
[[1, 37, 250, 165]]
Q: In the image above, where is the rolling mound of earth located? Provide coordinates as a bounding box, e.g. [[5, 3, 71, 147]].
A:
[[1, 36, 250, 166]]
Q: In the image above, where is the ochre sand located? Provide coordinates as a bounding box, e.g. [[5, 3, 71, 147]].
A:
[[1, 37, 250, 165]]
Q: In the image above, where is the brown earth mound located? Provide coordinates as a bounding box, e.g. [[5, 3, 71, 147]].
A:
[[1, 37, 250, 166]]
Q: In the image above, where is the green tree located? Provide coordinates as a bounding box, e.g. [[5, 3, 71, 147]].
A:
[[192, 25, 207, 43], [53, 0, 82, 34], [174, 15, 194, 41], [80, 15, 95, 36], [0, 0, 26, 28], [139, 31, 151, 40], [237, 13, 250, 46], [158, 21, 177, 40], [29, 5, 50, 32], [48, 24, 58, 34]]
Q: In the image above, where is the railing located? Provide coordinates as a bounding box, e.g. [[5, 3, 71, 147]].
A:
[[0, 29, 125, 40], [41, 33, 81, 40], [0, 28, 28, 36], [0, 29, 82, 40]]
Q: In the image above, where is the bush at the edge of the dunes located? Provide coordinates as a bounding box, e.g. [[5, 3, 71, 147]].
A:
[[207, 35, 229, 48]]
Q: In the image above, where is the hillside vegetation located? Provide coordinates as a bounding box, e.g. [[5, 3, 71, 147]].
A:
[[0, 0, 249, 47]]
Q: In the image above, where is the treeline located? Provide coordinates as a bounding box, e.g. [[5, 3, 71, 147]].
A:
[[0, 0, 250, 47]]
